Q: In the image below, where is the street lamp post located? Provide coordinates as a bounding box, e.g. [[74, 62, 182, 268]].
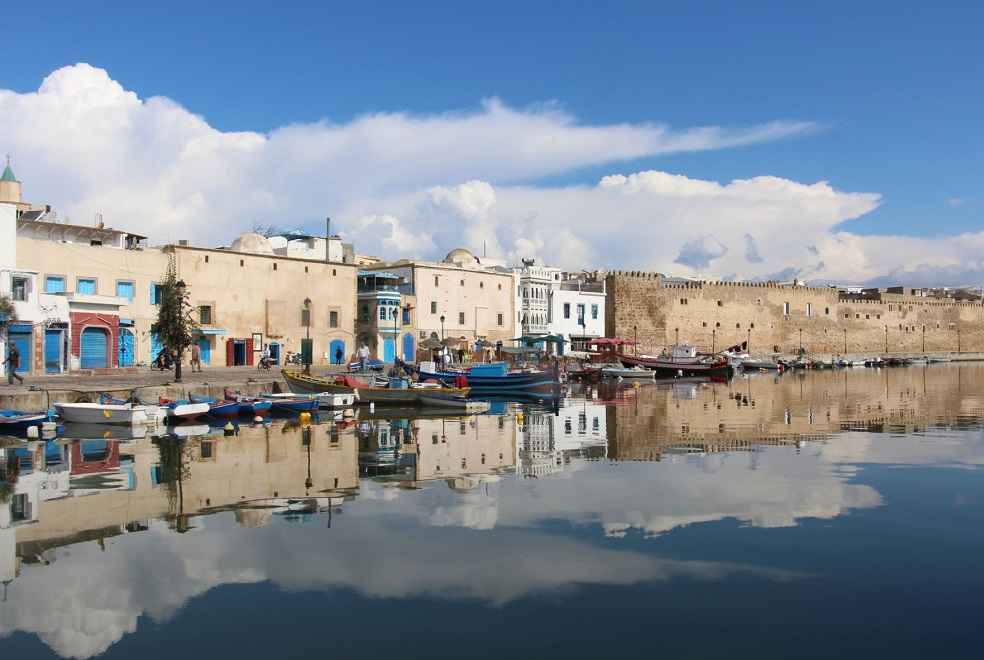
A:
[[747, 328, 751, 352], [303, 297, 312, 375], [922, 325, 925, 353], [440, 315, 445, 342], [712, 327, 716, 353], [798, 328, 803, 353], [884, 325, 888, 354], [843, 328, 847, 354], [175, 279, 187, 383], [633, 324, 638, 355]]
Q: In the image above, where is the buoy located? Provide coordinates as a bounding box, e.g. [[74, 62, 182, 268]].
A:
[[26, 425, 39, 439], [253, 415, 263, 423], [224, 422, 235, 435], [299, 411, 311, 424]]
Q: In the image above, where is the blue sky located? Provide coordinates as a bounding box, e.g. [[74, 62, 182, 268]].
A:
[[1, 2, 981, 282]]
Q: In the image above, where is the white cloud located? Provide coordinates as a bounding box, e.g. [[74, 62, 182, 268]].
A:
[[947, 197, 965, 207], [2, 64, 980, 285]]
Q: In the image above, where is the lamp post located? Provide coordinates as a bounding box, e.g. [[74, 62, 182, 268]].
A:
[[633, 324, 638, 355], [712, 327, 716, 353], [798, 328, 802, 353], [843, 328, 847, 354], [303, 297, 312, 375], [884, 325, 888, 354], [747, 328, 751, 352], [922, 325, 925, 352], [440, 315, 445, 342], [175, 279, 187, 383]]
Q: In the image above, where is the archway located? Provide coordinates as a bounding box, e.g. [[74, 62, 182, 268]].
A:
[[80, 327, 110, 369]]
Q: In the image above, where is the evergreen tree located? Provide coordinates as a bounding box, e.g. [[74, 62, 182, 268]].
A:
[[151, 256, 197, 382]]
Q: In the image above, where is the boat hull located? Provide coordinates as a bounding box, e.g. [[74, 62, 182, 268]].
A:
[[0, 411, 47, 432], [283, 370, 466, 405], [54, 403, 149, 426], [417, 369, 559, 393], [617, 353, 733, 379]]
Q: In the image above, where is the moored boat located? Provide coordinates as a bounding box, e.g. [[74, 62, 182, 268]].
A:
[[283, 370, 469, 405], [416, 396, 491, 413], [416, 362, 559, 394], [161, 400, 210, 422], [0, 409, 48, 433], [263, 393, 321, 413], [600, 366, 654, 379], [54, 402, 150, 426], [617, 353, 733, 379]]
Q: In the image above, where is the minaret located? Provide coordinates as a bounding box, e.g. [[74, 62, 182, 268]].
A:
[[0, 155, 22, 206]]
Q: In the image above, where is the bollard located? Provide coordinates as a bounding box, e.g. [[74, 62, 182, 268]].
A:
[[26, 425, 39, 439]]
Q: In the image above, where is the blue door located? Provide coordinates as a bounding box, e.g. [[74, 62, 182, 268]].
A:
[[329, 339, 344, 365], [45, 329, 63, 373], [8, 324, 32, 374], [198, 337, 211, 365], [151, 333, 164, 363], [118, 329, 135, 366], [269, 342, 281, 365], [402, 334, 415, 362], [80, 327, 109, 369], [383, 337, 396, 363]]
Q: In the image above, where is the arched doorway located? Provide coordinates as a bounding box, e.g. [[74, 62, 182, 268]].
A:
[[118, 329, 135, 366], [402, 333, 415, 362], [80, 327, 110, 369], [329, 339, 345, 365]]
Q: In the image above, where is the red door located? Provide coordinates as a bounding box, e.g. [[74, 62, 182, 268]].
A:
[[245, 338, 254, 366], [226, 339, 235, 366]]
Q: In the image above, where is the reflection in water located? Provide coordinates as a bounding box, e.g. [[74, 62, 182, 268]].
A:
[[2, 364, 984, 658]]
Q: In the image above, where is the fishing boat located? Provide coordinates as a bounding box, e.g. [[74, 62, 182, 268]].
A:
[[159, 400, 210, 422], [739, 359, 780, 371], [236, 397, 273, 416], [0, 409, 48, 433], [262, 393, 321, 413], [416, 362, 559, 394], [283, 370, 469, 405], [617, 353, 733, 379], [314, 392, 357, 409], [54, 402, 151, 426]]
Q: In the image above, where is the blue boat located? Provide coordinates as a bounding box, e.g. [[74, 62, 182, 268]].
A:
[[0, 409, 48, 433], [263, 395, 319, 414], [417, 362, 560, 394], [237, 398, 273, 416], [191, 394, 271, 417]]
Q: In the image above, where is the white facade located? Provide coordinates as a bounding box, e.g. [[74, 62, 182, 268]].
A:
[[515, 260, 561, 336], [551, 277, 606, 351], [516, 398, 608, 478], [268, 234, 351, 263]]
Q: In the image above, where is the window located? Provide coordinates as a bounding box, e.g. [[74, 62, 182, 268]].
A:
[[430, 301, 437, 314], [806, 303, 813, 317], [459, 311, 465, 325], [199, 305, 212, 325], [77, 278, 97, 295], [273, 263, 278, 271], [563, 303, 571, 319], [591, 304, 599, 320], [498, 283, 502, 290], [576, 304, 585, 324], [200, 441, 214, 459], [460, 279, 465, 286], [205, 255, 209, 263], [45, 275, 65, 293], [497, 313, 503, 326], [434, 275, 439, 286], [329, 310, 339, 328], [480, 281, 484, 289], [401, 307, 410, 325], [11, 276, 28, 301], [150, 283, 164, 305], [332, 269, 337, 276], [717, 300, 723, 307], [825, 307, 830, 315], [240, 259, 244, 267], [783, 301, 790, 316], [116, 281, 135, 302], [302, 308, 312, 327], [360, 304, 369, 322], [379, 306, 387, 321]]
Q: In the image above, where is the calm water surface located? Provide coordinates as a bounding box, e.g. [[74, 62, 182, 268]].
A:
[[3, 365, 984, 658]]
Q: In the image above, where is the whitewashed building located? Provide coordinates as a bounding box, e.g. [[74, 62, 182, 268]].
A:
[[513, 259, 606, 353]]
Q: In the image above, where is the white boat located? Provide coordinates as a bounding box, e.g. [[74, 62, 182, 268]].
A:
[[164, 402, 210, 422], [601, 366, 654, 379], [54, 402, 150, 426], [314, 392, 358, 409]]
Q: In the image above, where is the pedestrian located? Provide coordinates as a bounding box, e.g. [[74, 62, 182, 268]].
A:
[[190, 342, 202, 372], [5, 343, 24, 385], [335, 345, 343, 366], [358, 343, 370, 372]]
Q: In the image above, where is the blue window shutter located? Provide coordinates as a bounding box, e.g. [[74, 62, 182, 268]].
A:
[[77, 279, 96, 295], [117, 281, 134, 301], [150, 283, 158, 305], [45, 276, 65, 293]]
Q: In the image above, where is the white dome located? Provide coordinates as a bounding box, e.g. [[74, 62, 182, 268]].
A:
[[230, 232, 274, 255], [444, 247, 478, 265]]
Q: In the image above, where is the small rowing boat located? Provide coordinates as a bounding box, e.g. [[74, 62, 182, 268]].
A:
[[54, 402, 150, 426], [0, 409, 48, 433]]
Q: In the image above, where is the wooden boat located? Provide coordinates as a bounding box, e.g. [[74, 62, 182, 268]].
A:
[[283, 370, 468, 406], [237, 397, 273, 415], [262, 394, 320, 413], [206, 400, 240, 418], [54, 402, 150, 426], [617, 353, 733, 379], [0, 409, 48, 433], [159, 400, 210, 422], [739, 359, 780, 371], [416, 362, 559, 394]]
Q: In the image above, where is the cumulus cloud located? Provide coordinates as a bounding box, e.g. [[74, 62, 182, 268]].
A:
[[2, 64, 980, 285]]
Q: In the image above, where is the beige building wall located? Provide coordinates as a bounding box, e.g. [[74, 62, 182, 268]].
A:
[[16, 237, 170, 364], [607, 272, 984, 357], [171, 246, 357, 366], [410, 414, 517, 482]]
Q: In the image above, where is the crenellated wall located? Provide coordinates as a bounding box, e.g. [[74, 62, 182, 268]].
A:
[[605, 272, 984, 356]]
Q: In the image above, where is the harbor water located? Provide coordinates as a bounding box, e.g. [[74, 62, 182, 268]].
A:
[[2, 364, 984, 658]]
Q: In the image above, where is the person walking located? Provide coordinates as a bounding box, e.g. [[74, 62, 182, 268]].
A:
[[335, 346, 343, 366], [190, 342, 202, 373], [357, 343, 370, 372], [5, 344, 24, 385]]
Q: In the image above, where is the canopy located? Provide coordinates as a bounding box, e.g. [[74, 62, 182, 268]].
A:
[[513, 334, 567, 344], [500, 346, 542, 354]]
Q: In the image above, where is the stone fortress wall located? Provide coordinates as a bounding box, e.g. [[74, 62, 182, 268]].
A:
[[605, 272, 984, 357]]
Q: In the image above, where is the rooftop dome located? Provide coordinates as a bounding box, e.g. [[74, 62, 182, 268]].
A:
[[230, 232, 274, 255], [444, 247, 478, 265]]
